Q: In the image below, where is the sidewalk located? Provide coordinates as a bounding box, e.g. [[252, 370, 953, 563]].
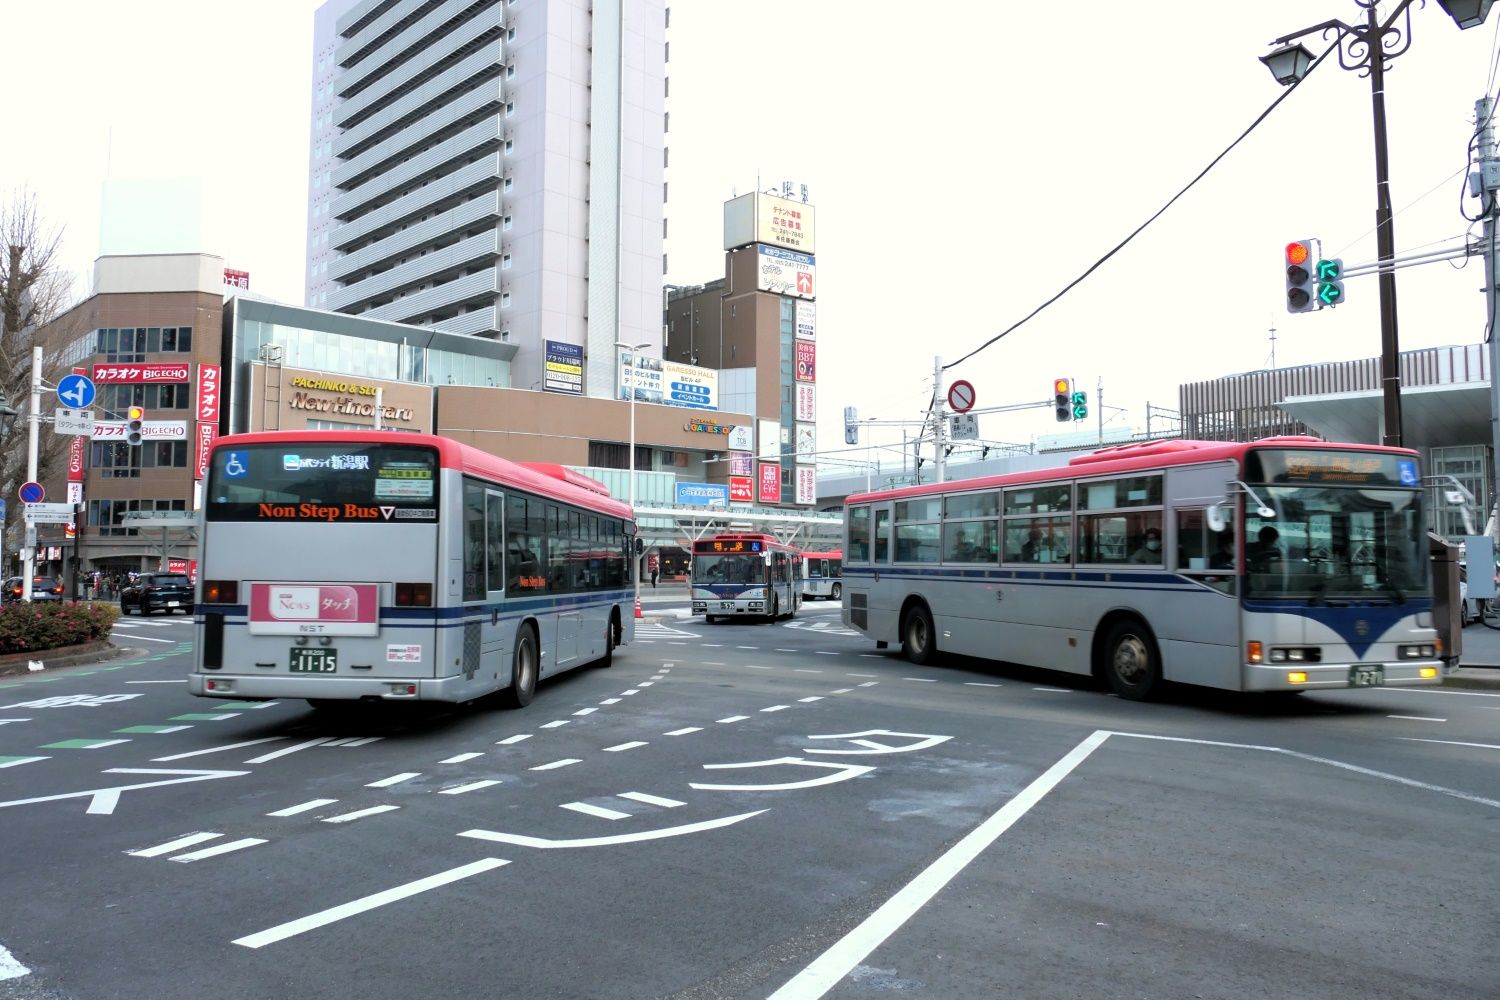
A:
[[1449, 621, 1500, 690]]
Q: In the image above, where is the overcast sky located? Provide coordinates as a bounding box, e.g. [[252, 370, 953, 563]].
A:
[[4, 1, 1498, 470]]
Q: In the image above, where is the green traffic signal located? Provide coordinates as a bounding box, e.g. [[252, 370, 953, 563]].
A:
[[1315, 257, 1344, 306], [1071, 390, 1088, 421]]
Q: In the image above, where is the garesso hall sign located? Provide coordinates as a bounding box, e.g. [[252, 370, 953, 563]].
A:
[[251, 363, 433, 433]]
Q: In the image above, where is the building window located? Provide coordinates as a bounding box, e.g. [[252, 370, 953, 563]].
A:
[[504, 139, 513, 155], [501, 292, 512, 308], [502, 215, 512, 231], [502, 254, 512, 269], [503, 176, 513, 192], [505, 63, 515, 78], [505, 102, 515, 117], [663, 112, 669, 133]]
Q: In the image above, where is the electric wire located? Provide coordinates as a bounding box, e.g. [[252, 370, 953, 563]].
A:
[[943, 40, 1338, 373]]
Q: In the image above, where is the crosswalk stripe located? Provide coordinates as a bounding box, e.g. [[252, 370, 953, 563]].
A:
[[129, 832, 222, 857], [561, 801, 630, 820], [170, 837, 267, 862]]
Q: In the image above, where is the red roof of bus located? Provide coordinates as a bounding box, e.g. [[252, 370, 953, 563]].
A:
[[845, 436, 1420, 505], [802, 549, 843, 559], [210, 430, 633, 521]]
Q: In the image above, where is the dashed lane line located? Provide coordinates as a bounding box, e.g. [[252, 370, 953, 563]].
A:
[[530, 759, 581, 771], [848, 673, 877, 678], [761, 705, 790, 713], [246, 738, 333, 764], [1033, 687, 1072, 693], [0, 756, 48, 768], [267, 799, 338, 817], [440, 779, 502, 795], [795, 669, 823, 674], [440, 752, 485, 764], [664, 727, 702, 736], [153, 737, 284, 762], [128, 832, 223, 857], [171, 837, 268, 863], [618, 791, 684, 808], [114, 725, 192, 734], [1387, 715, 1447, 722], [903, 677, 938, 683], [170, 713, 241, 721], [798, 696, 825, 703], [599, 698, 621, 705], [603, 741, 648, 752], [561, 801, 630, 821], [497, 734, 531, 745], [965, 682, 1003, 688], [322, 805, 400, 824], [718, 715, 750, 724], [540, 721, 569, 729], [41, 738, 130, 750], [366, 772, 421, 788], [573, 707, 598, 716]]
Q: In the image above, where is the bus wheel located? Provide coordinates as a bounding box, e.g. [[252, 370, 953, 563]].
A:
[[830, 583, 842, 601], [705, 614, 716, 624], [901, 603, 936, 665], [1102, 619, 1162, 700], [599, 614, 616, 668], [503, 625, 539, 709]]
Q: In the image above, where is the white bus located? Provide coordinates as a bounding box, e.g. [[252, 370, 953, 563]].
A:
[[842, 437, 1443, 699], [190, 430, 636, 709], [691, 533, 802, 622], [801, 548, 843, 601]]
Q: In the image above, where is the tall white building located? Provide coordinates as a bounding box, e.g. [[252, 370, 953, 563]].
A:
[[307, 0, 666, 395]]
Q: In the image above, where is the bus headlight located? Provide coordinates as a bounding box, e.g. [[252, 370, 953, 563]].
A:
[[1398, 644, 1436, 659]]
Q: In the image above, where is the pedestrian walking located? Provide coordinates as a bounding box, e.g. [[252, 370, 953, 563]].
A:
[[648, 555, 660, 589]]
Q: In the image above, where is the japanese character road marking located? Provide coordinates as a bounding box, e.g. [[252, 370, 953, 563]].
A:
[[689, 757, 874, 792], [802, 730, 954, 755], [458, 809, 767, 849]]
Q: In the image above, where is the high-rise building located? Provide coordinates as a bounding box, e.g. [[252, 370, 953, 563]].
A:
[[307, 0, 665, 396]]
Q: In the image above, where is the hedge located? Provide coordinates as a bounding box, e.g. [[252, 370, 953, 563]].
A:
[[0, 601, 120, 654]]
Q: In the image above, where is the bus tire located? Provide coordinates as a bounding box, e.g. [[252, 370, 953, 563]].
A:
[[599, 613, 616, 668], [705, 614, 716, 624], [1101, 619, 1162, 701], [901, 602, 937, 665], [502, 624, 539, 709], [830, 583, 842, 601]]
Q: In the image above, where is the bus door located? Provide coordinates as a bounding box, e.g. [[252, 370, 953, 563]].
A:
[[854, 502, 894, 637], [461, 484, 510, 688], [1164, 462, 1240, 688]]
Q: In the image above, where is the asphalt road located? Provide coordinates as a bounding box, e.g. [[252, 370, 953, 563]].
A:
[[0, 604, 1496, 1000]]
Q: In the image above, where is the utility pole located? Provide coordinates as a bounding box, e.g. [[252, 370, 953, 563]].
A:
[[1478, 95, 1500, 539], [22, 346, 40, 602], [1097, 376, 1104, 445], [932, 355, 946, 485]]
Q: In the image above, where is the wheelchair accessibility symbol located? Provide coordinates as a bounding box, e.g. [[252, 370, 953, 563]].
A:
[[223, 451, 249, 478]]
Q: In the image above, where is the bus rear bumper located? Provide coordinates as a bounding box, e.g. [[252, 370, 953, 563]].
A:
[[1243, 661, 1443, 692], [188, 672, 462, 702]]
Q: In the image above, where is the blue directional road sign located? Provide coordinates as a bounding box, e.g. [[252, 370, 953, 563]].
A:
[[56, 373, 97, 409], [18, 481, 44, 504]]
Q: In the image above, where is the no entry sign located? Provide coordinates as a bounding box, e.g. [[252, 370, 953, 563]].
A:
[[947, 380, 976, 414]]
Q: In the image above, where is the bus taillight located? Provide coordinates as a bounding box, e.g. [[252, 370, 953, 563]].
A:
[[395, 582, 432, 607], [203, 580, 239, 604]]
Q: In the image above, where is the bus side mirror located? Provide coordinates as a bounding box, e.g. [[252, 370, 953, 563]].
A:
[[1206, 504, 1227, 533]]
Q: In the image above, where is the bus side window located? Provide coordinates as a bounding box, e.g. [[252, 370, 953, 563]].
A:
[[874, 509, 891, 562]]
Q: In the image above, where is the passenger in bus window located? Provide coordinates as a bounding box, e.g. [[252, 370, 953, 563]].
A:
[[1128, 527, 1163, 564], [953, 529, 979, 562], [1209, 529, 1235, 569], [1021, 527, 1045, 562], [1248, 526, 1283, 571]]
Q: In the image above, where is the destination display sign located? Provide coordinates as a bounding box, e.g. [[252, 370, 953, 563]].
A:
[[1248, 449, 1420, 487], [693, 538, 764, 554]]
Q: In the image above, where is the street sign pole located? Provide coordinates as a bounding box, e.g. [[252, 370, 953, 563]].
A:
[[22, 347, 41, 602]]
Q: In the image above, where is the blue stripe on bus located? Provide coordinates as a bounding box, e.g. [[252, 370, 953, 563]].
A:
[[1244, 598, 1432, 659], [842, 565, 1188, 586], [198, 590, 634, 627]]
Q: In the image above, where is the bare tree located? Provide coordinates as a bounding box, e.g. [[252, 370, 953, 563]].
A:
[[0, 189, 75, 565]]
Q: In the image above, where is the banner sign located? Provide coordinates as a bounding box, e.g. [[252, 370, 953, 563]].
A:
[[618, 351, 718, 410], [758, 463, 782, 504], [674, 482, 730, 507], [796, 423, 816, 464], [796, 467, 816, 505], [755, 246, 815, 299], [795, 383, 816, 422], [224, 268, 251, 290], [68, 435, 85, 482], [92, 363, 191, 384], [196, 364, 221, 421], [729, 454, 753, 476], [247, 582, 379, 637], [543, 340, 584, 395], [196, 422, 218, 478], [92, 421, 189, 440], [726, 425, 753, 452], [795, 341, 816, 383], [729, 476, 754, 503], [796, 300, 816, 340]]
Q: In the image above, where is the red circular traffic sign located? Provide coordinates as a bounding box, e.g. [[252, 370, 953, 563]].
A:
[[947, 379, 976, 414], [18, 481, 44, 504]]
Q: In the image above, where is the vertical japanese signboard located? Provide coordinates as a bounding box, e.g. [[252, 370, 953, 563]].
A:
[[729, 477, 754, 503], [67, 435, 85, 482], [544, 340, 584, 395], [758, 463, 782, 504], [795, 383, 816, 422], [197, 364, 221, 422], [795, 341, 816, 383], [196, 422, 218, 478], [796, 466, 816, 506], [795, 300, 816, 341]]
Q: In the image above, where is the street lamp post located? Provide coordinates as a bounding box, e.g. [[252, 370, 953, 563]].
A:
[[1260, 1, 1493, 448], [615, 340, 651, 607]]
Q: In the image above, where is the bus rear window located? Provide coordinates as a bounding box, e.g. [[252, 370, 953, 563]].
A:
[[206, 444, 440, 523]]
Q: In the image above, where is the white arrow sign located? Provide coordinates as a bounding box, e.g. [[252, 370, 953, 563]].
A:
[[24, 502, 76, 524], [0, 768, 248, 815]]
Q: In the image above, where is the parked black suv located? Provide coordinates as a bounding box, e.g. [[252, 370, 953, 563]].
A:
[[119, 573, 194, 615], [3, 576, 66, 603]]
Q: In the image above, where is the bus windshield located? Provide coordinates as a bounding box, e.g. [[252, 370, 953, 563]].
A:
[[1243, 484, 1428, 602], [694, 553, 765, 586], [206, 443, 440, 523]]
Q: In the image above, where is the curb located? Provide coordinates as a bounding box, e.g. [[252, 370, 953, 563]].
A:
[[0, 640, 128, 678], [1444, 670, 1500, 691]]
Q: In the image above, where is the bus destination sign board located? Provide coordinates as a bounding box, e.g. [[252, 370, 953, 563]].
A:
[[694, 539, 763, 554], [1248, 449, 1420, 487]]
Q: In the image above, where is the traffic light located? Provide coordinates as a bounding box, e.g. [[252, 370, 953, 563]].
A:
[[843, 405, 859, 445], [1053, 378, 1072, 422], [1315, 257, 1344, 307], [1284, 240, 1317, 313], [1071, 390, 1088, 421], [125, 406, 145, 447]]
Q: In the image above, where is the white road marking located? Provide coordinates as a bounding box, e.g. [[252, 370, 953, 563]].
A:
[[736, 646, 758, 650], [1, 768, 247, 816], [573, 707, 598, 716], [795, 669, 823, 674], [1386, 715, 1446, 723], [459, 811, 767, 849], [704, 661, 727, 665], [135, 725, 192, 734], [117, 634, 176, 644], [617, 792, 684, 808], [799, 696, 825, 703], [1398, 737, 1500, 750], [530, 758, 581, 771], [621, 689, 640, 695], [366, 772, 420, 788], [815, 651, 839, 656], [830, 688, 853, 695], [903, 677, 937, 683], [71, 739, 130, 749], [152, 737, 283, 762], [638, 682, 654, 688], [669, 642, 687, 645], [541, 720, 569, 728], [0, 719, 29, 725], [1367, 686, 1500, 698], [129, 832, 223, 857], [746, 665, 772, 670], [171, 837, 267, 862], [321, 738, 359, 747], [761, 705, 790, 713], [1033, 687, 1072, 693], [703, 644, 723, 648], [562, 801, 631, 821], [776, 648, 797, 652], [664, 727, 702, 736], [767, 730, 1111, 1000], [440, 752, 484, 764], [858, 654, 884, 658], [341, 736, 384, 747], [599, 698, 621, 705], [267, 799, 337, 817], [440, 779, 502, 795], [497, 734, 531, 745], [718, 715, 749, 724], [965, 682, 1003, 688], [848, 673, 877, 678], [246, 738, 332, 764], [233, 858, 510, 949], [323, 805, 401, 823], [0, 940, 29, 981], [125, 679, 186, 684], [0, 756, 47, 768], [604, 741, 648, 752], [857, 682, 879, 688]]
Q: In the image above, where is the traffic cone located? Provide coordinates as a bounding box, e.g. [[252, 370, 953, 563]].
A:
[[634, 597, 643, 619]]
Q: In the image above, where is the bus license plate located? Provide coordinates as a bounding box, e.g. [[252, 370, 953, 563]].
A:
[[719, 601, 735, 610], [290, 648, 337, 673], [1349, 664, 1384, 688]]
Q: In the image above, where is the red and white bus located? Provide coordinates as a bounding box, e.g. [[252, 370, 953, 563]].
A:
[[801, 548, 843, 601], [691, 533, 801, 622], [842, 437, 1443, 699], [189, 431, 636, 708]]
